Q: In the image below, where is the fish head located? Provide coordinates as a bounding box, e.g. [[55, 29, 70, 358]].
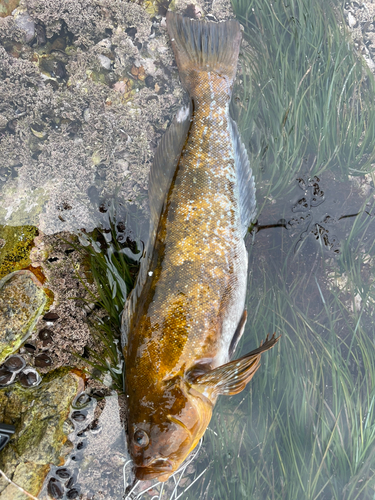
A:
[[128, 379, 213, 482], [127, 333, 281, 482]]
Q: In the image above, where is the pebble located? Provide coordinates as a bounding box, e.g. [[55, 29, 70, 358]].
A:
[[14, 12, 35, 43], [348, 12, 357, 28], [97, 54, 111, 70]]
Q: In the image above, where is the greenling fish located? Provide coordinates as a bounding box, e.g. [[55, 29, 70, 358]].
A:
[[121, 11, 280, 482]]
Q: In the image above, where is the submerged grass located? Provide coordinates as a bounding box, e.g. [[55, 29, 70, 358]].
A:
[[65, 220, 140, 391], [191, 210, 375, 498], [232, 0, 375, 203]]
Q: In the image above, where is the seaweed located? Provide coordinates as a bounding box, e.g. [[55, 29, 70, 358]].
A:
[[65, 215, 140, 391]]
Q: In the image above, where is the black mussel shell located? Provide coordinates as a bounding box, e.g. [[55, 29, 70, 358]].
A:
[[3, 355, 26, 373], [24, 343, 36, 353], [43, 312, 59, 321], [34, 353, 52, 368], [18, 368, 41, 387], [0, 368, 15, 387], [74, 393, 91, 409], [38, 328, 53, 345], [55, 467, 71, 479], [71, 411, 86, 422], [67, 488, 79, 499], [47, 477, 64, 498]]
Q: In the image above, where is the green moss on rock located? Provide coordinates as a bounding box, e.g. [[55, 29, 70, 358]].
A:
[[0, 270, 47, 363], [0, 369, 84, 499], [0, 225, 38, 280]]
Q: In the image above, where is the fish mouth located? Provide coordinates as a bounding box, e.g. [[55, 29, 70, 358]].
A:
[[134, 460, 174, 481]]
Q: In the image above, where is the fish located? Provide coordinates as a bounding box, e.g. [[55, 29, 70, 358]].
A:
[[121, 11, 280, 482]]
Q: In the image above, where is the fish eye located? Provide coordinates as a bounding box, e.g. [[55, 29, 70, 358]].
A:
[[134, 429, 149, 447]]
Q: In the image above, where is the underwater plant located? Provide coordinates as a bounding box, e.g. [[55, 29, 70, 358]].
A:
[[66, 212, 140, 391]]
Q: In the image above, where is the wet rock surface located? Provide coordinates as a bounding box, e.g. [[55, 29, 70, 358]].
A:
[[0, 270, 47, 364], [0, 0, 175, 234], [38, 391, 129, 500], [0, 0, 233, 235], [343, 1, 375, 74], [0, 369, 84, 499], [22, 233, 99, 372]]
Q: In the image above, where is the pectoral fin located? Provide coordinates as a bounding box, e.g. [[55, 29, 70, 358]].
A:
[[192, 333, 280, 398]]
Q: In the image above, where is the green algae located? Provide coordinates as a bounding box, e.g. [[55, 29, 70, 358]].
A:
[[0, 225, 38, 280]]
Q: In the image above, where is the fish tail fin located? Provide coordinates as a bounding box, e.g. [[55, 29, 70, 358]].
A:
[[166, 12, 242, 97]]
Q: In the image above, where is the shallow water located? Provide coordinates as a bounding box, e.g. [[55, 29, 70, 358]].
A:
[[1, 0, 375, 499]]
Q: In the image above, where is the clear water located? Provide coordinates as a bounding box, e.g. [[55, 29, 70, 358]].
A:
[[1, 0, 375, 499]]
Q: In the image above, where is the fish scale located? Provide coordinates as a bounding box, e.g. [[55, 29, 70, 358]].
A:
[[129, 88, 244, 382], [122, 12, 280, 482]]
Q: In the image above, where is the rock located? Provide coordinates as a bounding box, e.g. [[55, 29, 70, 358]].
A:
[[0, 369, 84, 499], [61, 393, 130, 499], [0, 270, 47, 364], [348, 12, 357, 28], [97, 54, 111, 70], [14, 12, 35, 43]]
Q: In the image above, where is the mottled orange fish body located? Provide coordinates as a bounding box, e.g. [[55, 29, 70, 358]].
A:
[[122, 13, 280, 482]]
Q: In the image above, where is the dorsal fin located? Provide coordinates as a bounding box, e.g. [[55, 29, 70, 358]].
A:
[[121, 105, 192, 348], [229, 118, 257, 236]]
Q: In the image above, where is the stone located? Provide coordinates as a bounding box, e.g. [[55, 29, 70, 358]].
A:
[[348, 12, 357, 28], [97, 54, 111, 70], [0, 270, 47, 364], [0, 369, 84, 499], [14, 11, 35, 43]]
